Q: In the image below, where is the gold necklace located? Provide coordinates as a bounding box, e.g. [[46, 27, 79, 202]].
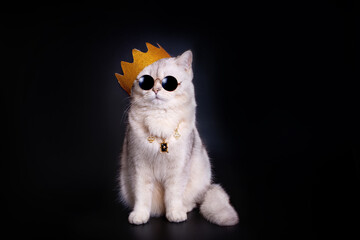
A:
[[147, 123, 181, 153]]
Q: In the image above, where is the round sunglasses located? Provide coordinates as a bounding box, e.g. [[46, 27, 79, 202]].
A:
[[138, 75, 180, 92]]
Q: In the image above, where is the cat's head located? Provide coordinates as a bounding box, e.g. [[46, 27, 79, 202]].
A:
[[130, 50, 195, 109]]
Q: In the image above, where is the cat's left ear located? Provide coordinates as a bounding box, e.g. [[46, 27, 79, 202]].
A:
[[176, 50, 193, 71]]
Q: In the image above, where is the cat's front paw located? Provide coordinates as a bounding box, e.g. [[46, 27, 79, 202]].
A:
[[166, 209, 187, 223], [128, 210, 150, 225]]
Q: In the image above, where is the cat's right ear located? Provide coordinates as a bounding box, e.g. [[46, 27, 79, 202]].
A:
[[176, 50, 193, 71]]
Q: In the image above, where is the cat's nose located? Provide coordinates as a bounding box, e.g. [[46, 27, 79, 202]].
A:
[[153, 79, 162, 94], [153, 86, 161, 94]]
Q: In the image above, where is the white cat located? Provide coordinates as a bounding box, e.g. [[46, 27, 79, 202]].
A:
[[119, 50, 239, 226]]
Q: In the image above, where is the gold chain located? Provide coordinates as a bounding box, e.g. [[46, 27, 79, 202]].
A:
[[147, 122, 181, 153]]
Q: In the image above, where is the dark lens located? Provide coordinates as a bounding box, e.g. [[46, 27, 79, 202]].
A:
[[138, 75, 154, 90], [162, 76, 178, 91]]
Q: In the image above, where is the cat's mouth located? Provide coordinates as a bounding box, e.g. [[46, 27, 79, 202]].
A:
[[151, 94, 166, 103], [154, 93, 162, 99]]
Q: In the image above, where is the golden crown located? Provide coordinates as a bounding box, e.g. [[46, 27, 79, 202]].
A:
[[115, 43, 171, 95]]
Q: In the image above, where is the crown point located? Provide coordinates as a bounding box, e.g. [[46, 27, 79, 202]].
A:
[[132, 48, 146, 60], [145, 42, 155, 51], [120, 61, 131, 73]]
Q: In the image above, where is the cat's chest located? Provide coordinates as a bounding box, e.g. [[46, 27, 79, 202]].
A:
[[143, 112, 179, 139]]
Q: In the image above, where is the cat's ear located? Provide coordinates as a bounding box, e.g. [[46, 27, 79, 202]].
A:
[[176, 50, 193, 70]]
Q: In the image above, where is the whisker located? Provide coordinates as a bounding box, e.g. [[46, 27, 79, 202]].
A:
[[120, 96, 133, 124], [120, 96, 144, 124]]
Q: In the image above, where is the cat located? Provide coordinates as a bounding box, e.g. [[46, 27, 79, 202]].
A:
[[119, 50, 239, 226]]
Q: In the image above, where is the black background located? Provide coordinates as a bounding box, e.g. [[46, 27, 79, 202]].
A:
[[3, 1, 359, 239]]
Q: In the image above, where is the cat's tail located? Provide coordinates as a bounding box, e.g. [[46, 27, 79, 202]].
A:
[[199, 184, 239, 226]]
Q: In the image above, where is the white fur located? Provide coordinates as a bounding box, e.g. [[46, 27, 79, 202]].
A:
[[119, 50, 239, 226]]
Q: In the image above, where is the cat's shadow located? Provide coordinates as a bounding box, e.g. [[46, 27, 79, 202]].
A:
[[128, 210, 241, 240]]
